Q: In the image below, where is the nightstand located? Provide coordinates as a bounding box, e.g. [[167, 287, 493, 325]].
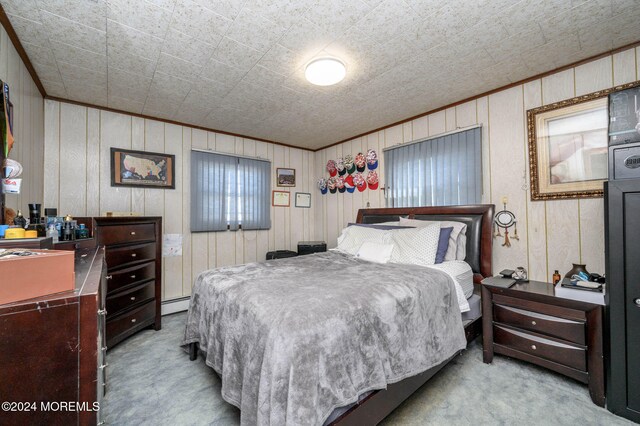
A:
[[482, 280, 604, 407]]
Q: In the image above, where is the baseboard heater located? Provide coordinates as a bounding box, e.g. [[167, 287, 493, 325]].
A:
[[161, 296, 190, 316]]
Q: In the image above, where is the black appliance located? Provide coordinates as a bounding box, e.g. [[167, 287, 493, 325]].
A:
[[297, 241, 327, 256], [605, 178, 640, 422]]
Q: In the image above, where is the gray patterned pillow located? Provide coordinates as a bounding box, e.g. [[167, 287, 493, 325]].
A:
[[388, 224, 440, 266]]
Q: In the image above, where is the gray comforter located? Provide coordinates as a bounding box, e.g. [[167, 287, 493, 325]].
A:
[[182, 251, 467, 425]]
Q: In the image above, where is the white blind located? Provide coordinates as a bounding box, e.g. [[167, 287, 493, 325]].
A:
[[384, 126, 482, 207], [191, 150, 271, 232]]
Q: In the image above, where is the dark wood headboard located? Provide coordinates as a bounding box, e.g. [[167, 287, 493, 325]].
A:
[[356, 205, 495, 283]]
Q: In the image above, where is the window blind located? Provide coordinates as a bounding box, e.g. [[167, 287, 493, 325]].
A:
[[191, 150, 271, 232], [384, 126, 482, 207]]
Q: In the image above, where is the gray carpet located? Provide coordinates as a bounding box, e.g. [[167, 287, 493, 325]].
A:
[[103, 312, 632, 425]]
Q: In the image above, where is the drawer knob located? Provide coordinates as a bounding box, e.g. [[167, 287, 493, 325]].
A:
[[131, 253, 137, 257], [106, 275, 113, 280], [99, 363, 109, 370], [130, 296, 136, 301], [131, 231, 136, 235], [531, 344, 537, 350], [131, 318, 137, 323], [531, 321, 537, 326], [130, 275, 136, 279], [97, 309, 107, 315], [634, 298, 640, 306]]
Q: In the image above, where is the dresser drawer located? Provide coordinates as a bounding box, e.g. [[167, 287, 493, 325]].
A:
[[106, 301, 155, 346], [106, 282, 155, 318], [494, 325, 586, 371], [99, 223, 156, 246], [105, 242, 156, 269], [493, 304, 585, 345], [106, 262, 155, 294]]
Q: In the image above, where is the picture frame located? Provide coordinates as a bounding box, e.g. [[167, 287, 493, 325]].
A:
[[295, 192, 311, 208], [527, 89, 611, 201], [111, 147, 175, 189], [276, 168, 296, 187], [272, 190, 290, 207]]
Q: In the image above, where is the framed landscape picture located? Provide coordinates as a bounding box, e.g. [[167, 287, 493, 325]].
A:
[[276, 168, 295, 187], [111, 148, 175, 189]]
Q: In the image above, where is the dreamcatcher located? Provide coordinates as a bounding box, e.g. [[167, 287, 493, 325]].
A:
[[494, 197, 519, 247]]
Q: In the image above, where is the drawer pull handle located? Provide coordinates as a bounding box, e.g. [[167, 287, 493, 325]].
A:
[[130, 296, 136, 301], [106, 275, 113, 280], [97, 309, 107, 316], [99, 363, 109, 370], [131, 318, 137, 323], [131, 253, 137, 257], [102, 346, 108, 351], [130, 275, 136, 279], [531, 344, 537, 350], [131, 231, 136, 235], [531, 321, 537, 326], [635, 298, 640, 306]]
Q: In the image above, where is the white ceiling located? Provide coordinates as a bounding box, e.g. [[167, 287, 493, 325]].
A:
[[2, 0, 639, 150]]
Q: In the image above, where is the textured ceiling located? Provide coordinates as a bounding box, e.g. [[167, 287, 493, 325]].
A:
[[2, 0, 640, 150]]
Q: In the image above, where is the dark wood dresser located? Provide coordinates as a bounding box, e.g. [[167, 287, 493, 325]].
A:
[[93, 216, 162, 348], [0, 247, 106, 425], [482, 280, 604, 406]]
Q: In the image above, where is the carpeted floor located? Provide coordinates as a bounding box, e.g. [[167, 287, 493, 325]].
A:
[[103, 312, 632, 425]]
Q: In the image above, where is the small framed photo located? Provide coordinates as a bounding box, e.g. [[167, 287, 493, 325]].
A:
[[111, 147, 175, 189], [272, 190, 290, 207], [276, 168, 296, 187], [295, 192, 311, 208]]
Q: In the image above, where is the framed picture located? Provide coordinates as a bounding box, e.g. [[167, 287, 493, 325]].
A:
[[111, 147, 175, 189], [527, 90, 612, 200], [295, 192, 311, 208], [276, 168, 296, 187], [272, 190, 290, 207]]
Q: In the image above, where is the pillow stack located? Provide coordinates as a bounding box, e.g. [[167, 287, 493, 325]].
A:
[[336, 219, 468, 266]]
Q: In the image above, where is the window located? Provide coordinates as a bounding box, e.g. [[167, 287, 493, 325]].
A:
[[190, 150, 271, 232], [384, 126, 482, 207]]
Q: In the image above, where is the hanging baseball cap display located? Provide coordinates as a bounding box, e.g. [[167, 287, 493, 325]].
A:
[[344, 174, 355, 193], [326, 160, 337, 177], [366, 149, 378, 170], [336, 176, 346, 193], [336, 158, 346, 176], [317, 178, 328, 195], [327, 176, 337, 193], [366, 171, 379, 190], [353, 172, 367, 192], [355, 153, 366, 172], [344, 154, 355, 174]]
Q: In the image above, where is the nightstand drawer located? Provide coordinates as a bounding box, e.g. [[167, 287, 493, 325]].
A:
[[105, 242, 156, 268], [494, 325, 586, 371], [106, 261, 155, 294], [494, 304, 586, 345], [99, 223, 156, 246]]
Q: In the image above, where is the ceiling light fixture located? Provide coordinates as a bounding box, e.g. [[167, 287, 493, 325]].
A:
[[305, 57, 346, 86]]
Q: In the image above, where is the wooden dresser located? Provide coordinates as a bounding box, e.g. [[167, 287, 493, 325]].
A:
[[93, 216, 162, 348], [482, 280, 604, 406], [0, 247, 106, 425]]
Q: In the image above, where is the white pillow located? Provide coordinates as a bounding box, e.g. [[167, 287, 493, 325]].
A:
[[356, 241, 394, 264], [399, 218, 467, 261], [388, 224, 440, 266], [335, 226, 389, 255]]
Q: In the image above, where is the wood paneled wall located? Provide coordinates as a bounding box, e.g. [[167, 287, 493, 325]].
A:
[[0, 24, 44, 215], [43, 100, 315, 301], [315, 47, 640, 283]]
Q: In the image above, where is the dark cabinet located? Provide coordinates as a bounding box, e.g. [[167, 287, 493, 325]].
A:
[[93, 216, 162, 349], [605, 179, 640, 421], [0, 247, 106, 425]]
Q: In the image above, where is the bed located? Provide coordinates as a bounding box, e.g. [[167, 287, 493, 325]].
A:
[[183, 205, 494, 425]]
